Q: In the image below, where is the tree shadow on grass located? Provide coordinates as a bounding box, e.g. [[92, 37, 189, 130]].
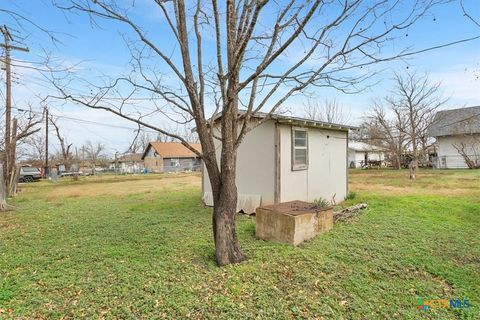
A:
[[192, 249, 217, 269]]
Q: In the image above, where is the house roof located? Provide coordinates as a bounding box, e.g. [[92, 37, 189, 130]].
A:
[[429, 106, 480, 137], [209, 111, 358, 132], [141, 142, 202, 160], [348, 141, 385, 152]]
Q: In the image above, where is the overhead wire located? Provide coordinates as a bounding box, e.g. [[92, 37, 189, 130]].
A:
[[11, 105, 162, 134]]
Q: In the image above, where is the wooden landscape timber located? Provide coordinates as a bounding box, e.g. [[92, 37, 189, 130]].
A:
[[334, 203, 368, 222]]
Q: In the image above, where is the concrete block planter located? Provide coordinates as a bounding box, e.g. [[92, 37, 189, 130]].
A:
[[256, 200, 333, 246]]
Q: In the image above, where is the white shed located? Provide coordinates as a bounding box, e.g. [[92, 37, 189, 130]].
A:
[[202, 113, 355, 213], [347, 141, 386, 168]]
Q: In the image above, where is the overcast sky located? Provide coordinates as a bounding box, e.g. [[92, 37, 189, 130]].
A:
[[1, 0, 479, 155]]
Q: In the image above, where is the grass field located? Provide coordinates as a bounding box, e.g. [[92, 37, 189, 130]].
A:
[[0, 169, 479, 319]]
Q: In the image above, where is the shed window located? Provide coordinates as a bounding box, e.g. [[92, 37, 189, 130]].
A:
[[292, 128, 308, 170]]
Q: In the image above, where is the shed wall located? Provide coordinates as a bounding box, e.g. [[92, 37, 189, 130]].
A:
[[202, 121, 276, 211], [280, 125, 347, 203]]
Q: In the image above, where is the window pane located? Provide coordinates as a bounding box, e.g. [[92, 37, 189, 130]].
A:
[[294, 148, 307, 165], [294, 130, 307, 147]]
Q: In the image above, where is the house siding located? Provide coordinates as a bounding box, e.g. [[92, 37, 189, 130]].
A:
[[119, 161, 144, 173], [348, 150, 385, 168], [144, 156, 163, 172], [162, 157, 201, 172], [436, 134, 480, 168]]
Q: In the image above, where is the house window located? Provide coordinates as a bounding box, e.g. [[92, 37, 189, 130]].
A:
[[292, 127, 308, 170], [170, 158, 180, 167]]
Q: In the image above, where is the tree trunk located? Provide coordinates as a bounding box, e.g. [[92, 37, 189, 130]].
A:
[[409, 159, 417, 180], [208, 114, 248, 265], [410, 143, 418, 180], [0, 164, 7, 210], [212, 185, 247, 266], [203, 146, 247, 266], [0, 164, 12, 211], [9, 164, 20, 196], [395, 154, 402, 170]]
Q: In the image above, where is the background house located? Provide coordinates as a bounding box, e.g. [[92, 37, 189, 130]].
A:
[[202, 113, 355, 213], [429, 106, 480, 169], [142, 142, 202, 173], [110, 153, 144, 173], [348, 141, 386, 168]]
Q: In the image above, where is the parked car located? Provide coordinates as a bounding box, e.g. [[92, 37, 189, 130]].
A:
[[19, 167, 42, 183]]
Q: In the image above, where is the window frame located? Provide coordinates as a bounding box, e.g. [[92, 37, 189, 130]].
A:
[[170, 157, 180, 167], [291, 127, 309, 171]]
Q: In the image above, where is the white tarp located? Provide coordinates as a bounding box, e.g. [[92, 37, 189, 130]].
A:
[[202, 192, 262, 214]]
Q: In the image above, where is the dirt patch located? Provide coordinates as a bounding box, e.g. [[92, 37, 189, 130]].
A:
[[46, 174, 201, 200], [0, 220, 19, 231], [349, 169, 480, 196], [350, 182, 476, 196]]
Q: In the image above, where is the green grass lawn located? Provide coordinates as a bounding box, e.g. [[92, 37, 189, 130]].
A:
[[1, 170, 479, 319]]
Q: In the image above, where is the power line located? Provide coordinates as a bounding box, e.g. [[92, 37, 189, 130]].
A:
[[12, 106, 162, 134]]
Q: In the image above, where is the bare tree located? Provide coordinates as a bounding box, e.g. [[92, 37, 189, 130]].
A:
[[366, 72, 446, 176], [453, 139, 480, 169], [128, 126, 199, 154], [22, 132, 46, 164], [303, 99, 351, 125], [154, 128, 199, 144], [461, 0, 480, 28], [386, 72, 447, 179], [49, 0, 461, 265], [0, 164, 11, 210], [127, 131, 152, 154], [49, 116, 73, 171], [84, 141, 105, 175], [460, 1, 480, 80], [0, 8, 60, 204], [365, 103, 409, 169], [0, 107, 42, 200]]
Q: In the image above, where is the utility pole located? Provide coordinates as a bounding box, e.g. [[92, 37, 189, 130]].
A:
[[2, 26, 12, 176], [44, 107, 49, 177], [1, 25, 28, 190]]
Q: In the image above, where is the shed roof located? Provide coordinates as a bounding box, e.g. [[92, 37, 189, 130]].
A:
[[429, 106, 480, 137], [141, 142, 202, 160], [209, 111, 358, 132], [348, 141, 385, 152]]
